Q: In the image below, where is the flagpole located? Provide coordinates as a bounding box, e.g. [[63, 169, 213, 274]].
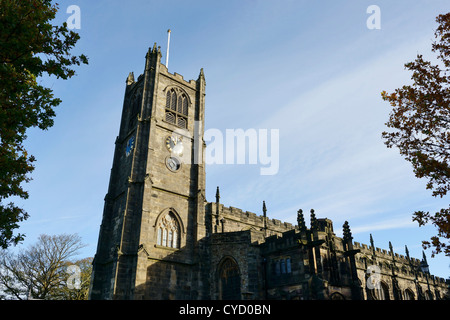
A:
[[166, 29, 171, 69]]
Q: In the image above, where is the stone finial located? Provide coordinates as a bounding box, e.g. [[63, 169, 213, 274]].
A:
[[297, 209, 306, 231], [126, 72, 135, 85], [215, 186, 220, 203], [343, 221, 353, 241], [405, 245, 410, 261], [422, 250, 428, 265], [198, 68, 205, 81], [370, 234, 376, 256], [310, 209, 318, 230], [262, 201, 267, 217]]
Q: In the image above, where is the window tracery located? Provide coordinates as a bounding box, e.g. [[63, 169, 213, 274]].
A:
[[165, 88, 188, 129], [157, 212, 180, 249]]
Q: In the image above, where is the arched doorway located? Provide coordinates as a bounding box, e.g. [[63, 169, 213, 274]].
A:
[[218, 257, 241, 300]]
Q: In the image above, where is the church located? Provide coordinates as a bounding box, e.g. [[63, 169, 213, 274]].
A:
[[88, 44, 448, 300]]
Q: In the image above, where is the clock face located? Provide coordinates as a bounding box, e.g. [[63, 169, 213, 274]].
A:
[[126, 136, 135, 157], [166, 156, 181, 172], [165, 135, 183, 156]]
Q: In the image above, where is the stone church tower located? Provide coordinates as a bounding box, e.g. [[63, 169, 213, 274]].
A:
[[90, 44, 210, 299]]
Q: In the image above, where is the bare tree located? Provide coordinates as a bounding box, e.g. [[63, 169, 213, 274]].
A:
[[0, 234, 87, 300], [59, 257, 93, 300]]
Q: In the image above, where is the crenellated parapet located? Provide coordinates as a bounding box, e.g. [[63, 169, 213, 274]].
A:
[[352, 241, 446, 285], [159, 63, 198, 87], [207, 201, 294, 235]]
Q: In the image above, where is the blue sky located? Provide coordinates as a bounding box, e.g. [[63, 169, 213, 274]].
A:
[[10, 0, 450, 279]]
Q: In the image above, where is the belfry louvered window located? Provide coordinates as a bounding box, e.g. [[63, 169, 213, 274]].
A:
[[165, 88, 188, 129]]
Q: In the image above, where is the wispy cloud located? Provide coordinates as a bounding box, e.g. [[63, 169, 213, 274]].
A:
[[351, 215, 416, 234]]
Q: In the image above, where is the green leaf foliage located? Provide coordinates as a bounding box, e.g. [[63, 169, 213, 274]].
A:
[[0, 0, 88, 249]]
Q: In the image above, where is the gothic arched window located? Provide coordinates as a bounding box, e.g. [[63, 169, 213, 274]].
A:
[[165, 89, 188, 129], [404, 289, 415, 300], [370, 281, 390, 300], [425, 290, 434, 300], [156, 212, 180, 249]]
